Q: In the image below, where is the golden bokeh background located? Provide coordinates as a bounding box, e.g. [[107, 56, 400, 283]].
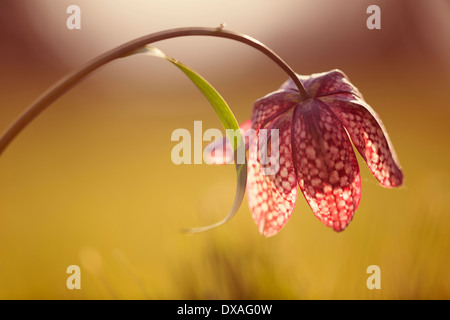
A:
[[0, 0, 449, 299]]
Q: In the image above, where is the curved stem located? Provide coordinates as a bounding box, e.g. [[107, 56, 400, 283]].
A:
[[0, 26, 310, 156]]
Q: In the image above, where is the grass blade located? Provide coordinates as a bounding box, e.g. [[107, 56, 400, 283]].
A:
[[143, 46, 247, 233]]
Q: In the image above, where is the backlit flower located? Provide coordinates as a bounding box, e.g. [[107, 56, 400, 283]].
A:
[[207, 69, 403, 236]]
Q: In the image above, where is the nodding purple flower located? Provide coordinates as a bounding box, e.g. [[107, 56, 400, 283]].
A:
[[207, 69, 403, 236]]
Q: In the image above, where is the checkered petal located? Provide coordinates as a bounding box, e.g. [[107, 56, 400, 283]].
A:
[[280, 69, 362, 98], [247, 113, 298, 237], [320, 95, 403, 188], [292, 98, 361, 231], [251, 91, 299, 130]]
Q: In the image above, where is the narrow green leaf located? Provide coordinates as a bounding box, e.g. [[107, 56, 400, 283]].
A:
[[142, 45, 247, 233]]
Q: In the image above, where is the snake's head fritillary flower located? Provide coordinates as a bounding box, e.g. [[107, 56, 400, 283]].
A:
[[206, 69, 403, 236]]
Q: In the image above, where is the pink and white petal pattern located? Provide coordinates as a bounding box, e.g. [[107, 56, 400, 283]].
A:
[[247, 113, 298, 237], [322, 96, 403, 188], [292, 99, 361, 231], [251, 92, 298, 130]]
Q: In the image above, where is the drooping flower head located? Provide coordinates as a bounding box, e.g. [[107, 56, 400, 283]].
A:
[[207, 69, 403, 236]]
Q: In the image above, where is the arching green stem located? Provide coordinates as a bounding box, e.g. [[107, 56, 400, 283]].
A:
[[0, 26, 310, 156]]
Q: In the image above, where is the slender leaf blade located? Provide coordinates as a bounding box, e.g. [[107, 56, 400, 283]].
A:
[[142, 45, 247, 233]]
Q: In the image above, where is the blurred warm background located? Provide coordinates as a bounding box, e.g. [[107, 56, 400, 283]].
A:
[[0, 0, 449, 299]]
